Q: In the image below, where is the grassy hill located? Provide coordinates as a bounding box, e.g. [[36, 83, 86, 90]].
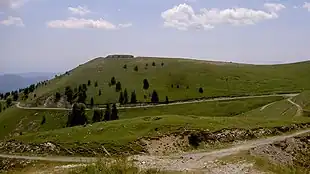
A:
[[6, 92, 310, 155], [26, 57, 310, 105], [0, 96, 283, 139]]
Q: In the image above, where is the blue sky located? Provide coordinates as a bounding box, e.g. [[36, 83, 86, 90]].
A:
[[0, 0, 310, 73]]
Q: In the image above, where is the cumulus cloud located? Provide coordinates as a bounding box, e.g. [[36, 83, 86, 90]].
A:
[[303, 2, 310, 11], [264, 3, 286, 12], [0, 16, 24, 26], [161, 3, 285, 31], [0, 0, 27, 9], [68, 6, 91, 16], [46, 17, 132, 30]]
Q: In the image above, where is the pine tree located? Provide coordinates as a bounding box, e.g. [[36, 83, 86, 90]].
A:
[[65, 86, 73, 103], [161, 62, 164, 66], [152, 62, 156, 66], [119, 91, 124, 104], [90, 97, 94, 108], [151, 90, 159, 103], [111, 77, 116, 85], [124, 89, 129, 104], [88, 80, 91, 86], [115, 81, 122, 92], [92, 109, 103, 123], [111, 104, 119, 120], [98, 89, 102, 96], [94, 81, 98, 87], [134, 66, 138, 72], [0, 102, 2, 113], [143, 79, 149, 90], [77, 90, 87, 104], [41, 115, 46, 125], [67, 103, 88, 127], [165, 96, 169, 104], [6, 98, 12, 107], [55, 92, 61, 102], [104, 104, 111, 121], [131, 91, 137, 103]]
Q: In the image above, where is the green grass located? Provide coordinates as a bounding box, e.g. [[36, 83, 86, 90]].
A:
[[0, 107, 68, 139], [119, 96, 284, 118], [69, 158, 176, 174], [292, 91, 310, 109], [14, 114, 310, 155], [237, 99, 297, 119], [27, 57, 310, 105], [0, 96, 283, 140], [221, 151, 310, 174], [13, 92, 310, 155]]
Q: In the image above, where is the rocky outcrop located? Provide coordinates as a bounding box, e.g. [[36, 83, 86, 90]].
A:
[[250, 133, 310, 170]]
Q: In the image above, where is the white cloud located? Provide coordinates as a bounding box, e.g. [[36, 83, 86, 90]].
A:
[[0, 16, 24, 26], [0, 0, 27, 9], [161, 3, 282, 31], [303, 2, 310, 11], [46, 17, 132, 30], [118, 23, 132, 28], [264, 3, 286, 12], [68, 6, 91, 16]]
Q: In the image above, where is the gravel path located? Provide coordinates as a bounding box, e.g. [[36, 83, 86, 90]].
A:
[[0, 129, 309, 171]]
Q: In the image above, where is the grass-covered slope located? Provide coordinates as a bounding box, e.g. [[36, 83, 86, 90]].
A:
[[28, 57, 310, 105], [0, 96, 283, 140], [12, 93, 310, 154]]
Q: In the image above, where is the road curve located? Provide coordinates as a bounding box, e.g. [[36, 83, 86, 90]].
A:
[[15, 93, 299, 111], [287, 98, 303, 117], [0, 129, 309, 168]]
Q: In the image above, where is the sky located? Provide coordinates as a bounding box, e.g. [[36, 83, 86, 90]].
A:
[[0, 0, 310, 73]]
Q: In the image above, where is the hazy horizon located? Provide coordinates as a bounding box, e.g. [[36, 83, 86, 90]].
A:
[[1, 0, 310, 73]]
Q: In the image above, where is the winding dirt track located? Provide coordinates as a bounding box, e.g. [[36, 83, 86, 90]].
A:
[[15, 93, 298, 111], [0, 129, 309, 171]]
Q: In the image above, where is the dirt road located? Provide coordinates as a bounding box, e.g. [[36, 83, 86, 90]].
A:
[[15, 93, 298, 111], [0, 129, 309, 171]]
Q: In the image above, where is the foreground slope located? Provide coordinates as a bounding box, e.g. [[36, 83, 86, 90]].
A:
[[28, 57, 310, 105]]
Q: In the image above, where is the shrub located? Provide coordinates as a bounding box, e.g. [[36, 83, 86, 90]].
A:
[[123, 64, 127, 69], [94, 81, 98, 87], [152, 62, 156, 66], [98, 89, 102, 96], [165, 96, 169, 104], [161, 62, 164, 66], [88, 80, 91, 86]]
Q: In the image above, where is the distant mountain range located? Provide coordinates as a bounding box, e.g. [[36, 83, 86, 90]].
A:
[[0, 72, 56, 93]]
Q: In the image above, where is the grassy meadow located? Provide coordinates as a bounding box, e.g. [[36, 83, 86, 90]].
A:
[[26, 57, 310, 105]]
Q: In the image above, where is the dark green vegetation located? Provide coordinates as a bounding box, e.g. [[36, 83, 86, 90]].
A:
[[24, 57, 310, 105], [0, 96, 283, 139]]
